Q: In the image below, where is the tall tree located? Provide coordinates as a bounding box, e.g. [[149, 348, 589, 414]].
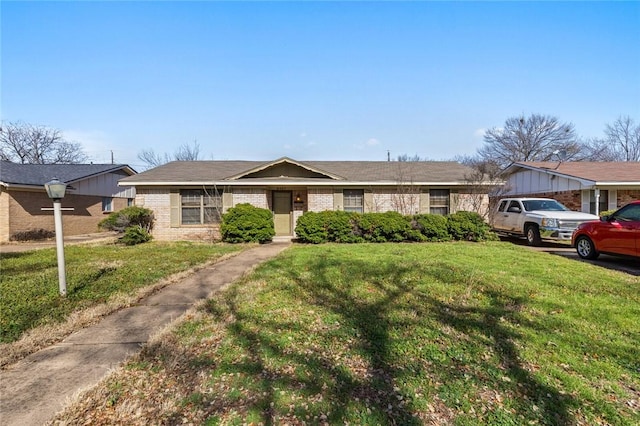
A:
[[478, 114, 581, 170], [584, 116, 640, 161], [137, 140, 201, 169], [0, 121, 87, 164]]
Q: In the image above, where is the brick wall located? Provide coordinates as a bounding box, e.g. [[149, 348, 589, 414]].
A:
[[232, 189, 268, 208], [0, 191, 9, 242], [617, 190, 640, 206], [2, 189, 128, 242], [489, 190, 583, 212], [308, 188, 333, 212], [136, 188, 221, 242]]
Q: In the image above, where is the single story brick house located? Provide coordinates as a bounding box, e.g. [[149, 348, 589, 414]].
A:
[[119, 157, 492, 241], [0, 161, 136, 242], [500, 161, 640, 215]]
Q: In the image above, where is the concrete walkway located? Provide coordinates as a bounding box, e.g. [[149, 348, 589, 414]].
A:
[[0, 241, 291, 426]]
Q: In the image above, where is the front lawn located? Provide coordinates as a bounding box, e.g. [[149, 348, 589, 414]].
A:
[[53, 242, 639, 425], [0, 242, 244, 345]]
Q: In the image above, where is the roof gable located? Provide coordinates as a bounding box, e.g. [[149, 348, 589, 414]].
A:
[[227, 157, 343, 180]]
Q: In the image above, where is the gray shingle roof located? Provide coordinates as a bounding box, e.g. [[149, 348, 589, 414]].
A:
[[0, 161, 135, 187], [120, 158, 476, 184]]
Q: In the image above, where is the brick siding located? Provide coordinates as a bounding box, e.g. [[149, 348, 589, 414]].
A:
[[1, 189, 128, 242], [232, 189, 268, 208], [308, 188, 333, 212], [617, 190, 640, 206], [136, 188, 221, 242]]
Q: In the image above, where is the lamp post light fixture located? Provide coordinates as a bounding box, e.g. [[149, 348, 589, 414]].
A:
[[45, 178, 68, 296]]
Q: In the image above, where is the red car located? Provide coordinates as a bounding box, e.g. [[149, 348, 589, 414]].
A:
[[572, 200, 640, 260]]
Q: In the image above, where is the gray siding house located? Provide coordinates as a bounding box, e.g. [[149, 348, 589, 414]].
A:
[[0, 161, 136, 242]]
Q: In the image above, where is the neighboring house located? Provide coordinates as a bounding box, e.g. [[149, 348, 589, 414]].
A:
[[119, 157, 492, 241], [0, 161, 137, 242], [500, 161, 640, 214]]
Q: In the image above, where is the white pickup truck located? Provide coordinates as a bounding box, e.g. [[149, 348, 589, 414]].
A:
[[492, 198, 599, 246]]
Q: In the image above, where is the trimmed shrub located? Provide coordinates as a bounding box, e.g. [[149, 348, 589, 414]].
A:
[[413, 214, 450, 242], [327, 211, 362, 243], [118, 225, 153, 246], [446, 211, 496, 242], [99, 206, 154, 233], [357, 211, 412, 242], [296, 209, 496, 244], [294, 211, 329, 244], [295, 211, 363, 243], [221, 203, 275, 243]]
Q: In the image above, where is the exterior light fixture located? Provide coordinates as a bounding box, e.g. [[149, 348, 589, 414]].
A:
[[45, 178, 68, 296], [295, 193, 302, 203], [45, 178, 67, 200]]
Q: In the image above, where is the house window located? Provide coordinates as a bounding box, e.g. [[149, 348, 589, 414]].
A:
[[180, 189, 223, 224], [343, 189, 364, 213], [102, 197, 113, 212], [589, 190, 608, 215], [429, 189, 450, 215], [127, 198, 134, 207]]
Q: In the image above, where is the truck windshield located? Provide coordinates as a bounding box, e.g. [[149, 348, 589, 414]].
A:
[[522, 200, 569, 211]]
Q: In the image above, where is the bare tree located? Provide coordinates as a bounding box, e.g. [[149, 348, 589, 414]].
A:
[[584, 116, 640, 161], [137, 140, 201, 169], [455, 155, 508, 222], [478, 114, 582, 170], [175, 140, 200, 161], [397, 154, 427, 162], [137, 149, 171, 169], [0, 121, 87, 164], [389, 163, 420, 215]]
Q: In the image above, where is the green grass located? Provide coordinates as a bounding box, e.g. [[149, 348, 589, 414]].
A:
[[0, 241, 244, 343], [60, 242, 639, 425]]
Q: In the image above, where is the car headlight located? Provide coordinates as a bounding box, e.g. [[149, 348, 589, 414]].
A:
[[541, 218, 558, 227]]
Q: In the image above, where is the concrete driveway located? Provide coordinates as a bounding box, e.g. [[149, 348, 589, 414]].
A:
[[500, 237, 640, 276]]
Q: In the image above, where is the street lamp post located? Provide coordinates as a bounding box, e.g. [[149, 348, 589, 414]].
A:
[[45, 178, 68, 296]]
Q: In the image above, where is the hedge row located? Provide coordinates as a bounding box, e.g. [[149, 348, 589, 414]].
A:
[[295, 210, 496, 244]]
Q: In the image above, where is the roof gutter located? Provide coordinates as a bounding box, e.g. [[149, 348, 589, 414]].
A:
[[119, 180, 488, 187]]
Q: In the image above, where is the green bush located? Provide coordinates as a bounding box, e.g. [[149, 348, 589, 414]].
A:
[[221, 203, 275, 243], [118, 225, 153, 245], [327, 211, 363, 243], [295, 211, 362, 243], [296, 209, 497, 244], [413, 214, 450, 242], [294, 211, 329, 244], [99, 206, 154, 233], [446, 211, 496, 242], [357, 211, 412, 242]]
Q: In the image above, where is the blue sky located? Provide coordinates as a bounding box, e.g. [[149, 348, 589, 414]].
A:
[[2, 1, 639, 170]]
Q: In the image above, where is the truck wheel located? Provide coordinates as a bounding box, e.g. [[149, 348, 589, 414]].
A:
[[525, 224, 542, 246], [575, 236, 599, 260]]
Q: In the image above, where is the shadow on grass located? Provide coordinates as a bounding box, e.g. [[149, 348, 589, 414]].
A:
[[167, 250, 583, 424]]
